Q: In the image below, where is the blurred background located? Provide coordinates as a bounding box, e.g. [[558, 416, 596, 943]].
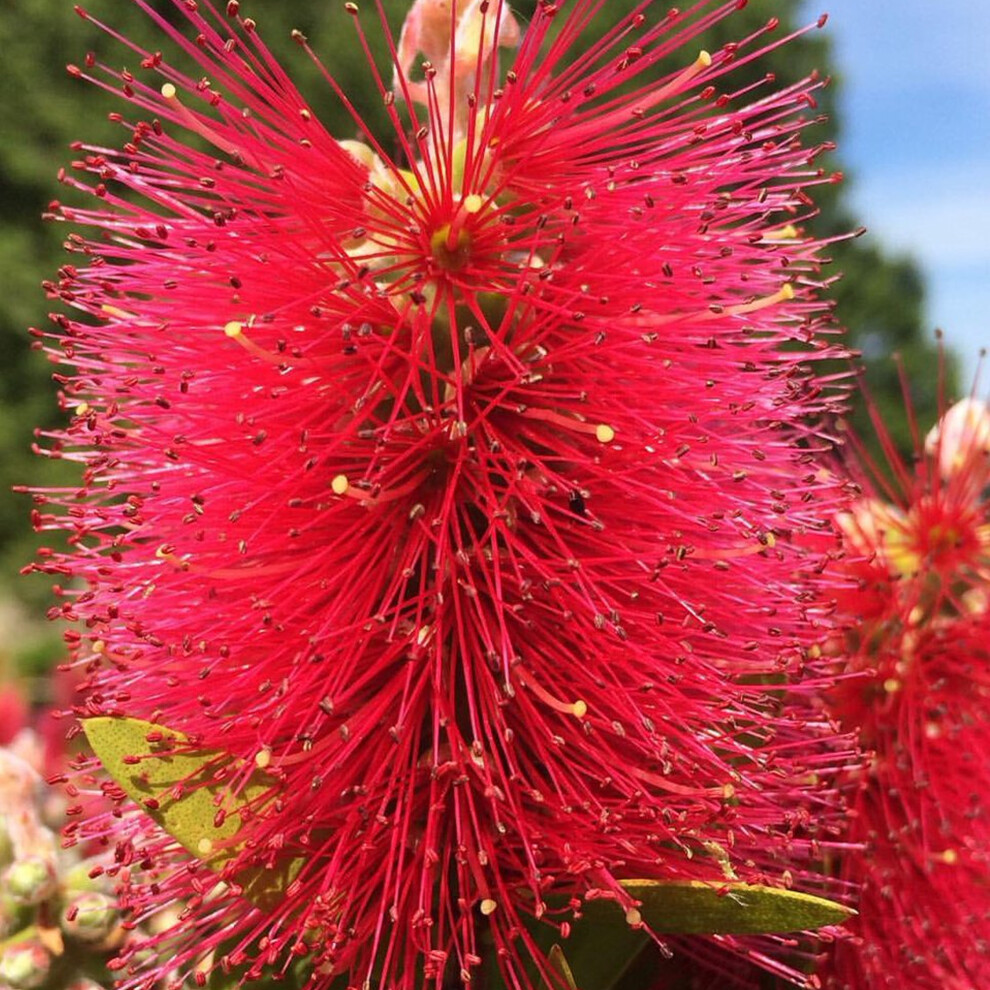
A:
[[0, 0, 984, 721], [816, 0, 990, 383]]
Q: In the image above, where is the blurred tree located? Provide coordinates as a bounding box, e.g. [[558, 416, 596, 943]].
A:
[[0, 0, 950, 614]]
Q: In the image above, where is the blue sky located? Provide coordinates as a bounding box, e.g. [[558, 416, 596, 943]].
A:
[[801, 0, 990, 385]]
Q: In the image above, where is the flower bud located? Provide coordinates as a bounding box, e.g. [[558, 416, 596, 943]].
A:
[[394, 0, 520, 138], [835, 498, 916, 575], [0, 940, 52, 989], [61, 858, 112, 895], [961, 584, 989, 617], [925, 397, 990, 487], [0, 814, 13, 867], [1, 856, 57, 906], [60, 890, 120, 943], [0, 893, 33, 939], [337, 139, 377, 171]]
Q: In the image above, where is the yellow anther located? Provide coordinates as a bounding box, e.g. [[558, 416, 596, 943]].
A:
[[154, 544, 190, 571], [463, 193, 484, 214], [197, 837, 214, 855], [723, 283, 795, 318], [75, 402, 91, 416], [101, 304, 135, 320], [624, 907, 643, 927], [939, 849, 959, 865], [479, 898, 498, 916], [595, 424, 616, 444], [92, 640, 106, 654], [635, 48, 713, 112], [222, 319, 290, 366], [331, 474, 350, 496], [767, 224, 799, 240], [159, 81, 248, 162], [254, 747, 272, 770], [515, 665, 587, 719], [883, 678, 901, 694]]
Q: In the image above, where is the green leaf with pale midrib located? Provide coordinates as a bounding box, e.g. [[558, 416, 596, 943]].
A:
[[82, 716, 303, 908], [584, 879, 853, 935], [554, 879, 852, 990]]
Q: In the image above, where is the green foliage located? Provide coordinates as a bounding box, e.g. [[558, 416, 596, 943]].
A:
[[546, 945, 578, 990], [583, 879, 852, 936], [531, 879, 850, 990], [82, 717, 303, 907], [83, 715, 851, 990]]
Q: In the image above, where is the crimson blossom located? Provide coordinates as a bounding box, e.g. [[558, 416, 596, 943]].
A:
[[30, 1, 854, 987], [826, 392, 990, 988]]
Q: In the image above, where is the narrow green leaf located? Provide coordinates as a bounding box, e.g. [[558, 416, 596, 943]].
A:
[[583, 879, 854, 936], [546, 944, 577, 990], [556, 880, 852, 990], [81, 717, 302, 907], [550, 922, 648, 990]]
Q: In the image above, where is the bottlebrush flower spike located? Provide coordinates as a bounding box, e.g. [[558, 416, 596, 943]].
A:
[[826, 389, 990, 988], [826, 618, 990, 990], [30, 1, 855, 987]]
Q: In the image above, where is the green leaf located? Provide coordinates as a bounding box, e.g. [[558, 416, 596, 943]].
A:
[[81, 717, 302, 908], [552, 880, 852, 990], [550, 919, 648, 990], [582, 879, 853, 936], [546, 945, 577, 990]]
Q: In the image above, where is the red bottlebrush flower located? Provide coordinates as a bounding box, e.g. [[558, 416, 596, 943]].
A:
[[826, 389, 990, 988], [30, 1, 855, 987], [827, 618, 990, 990]]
